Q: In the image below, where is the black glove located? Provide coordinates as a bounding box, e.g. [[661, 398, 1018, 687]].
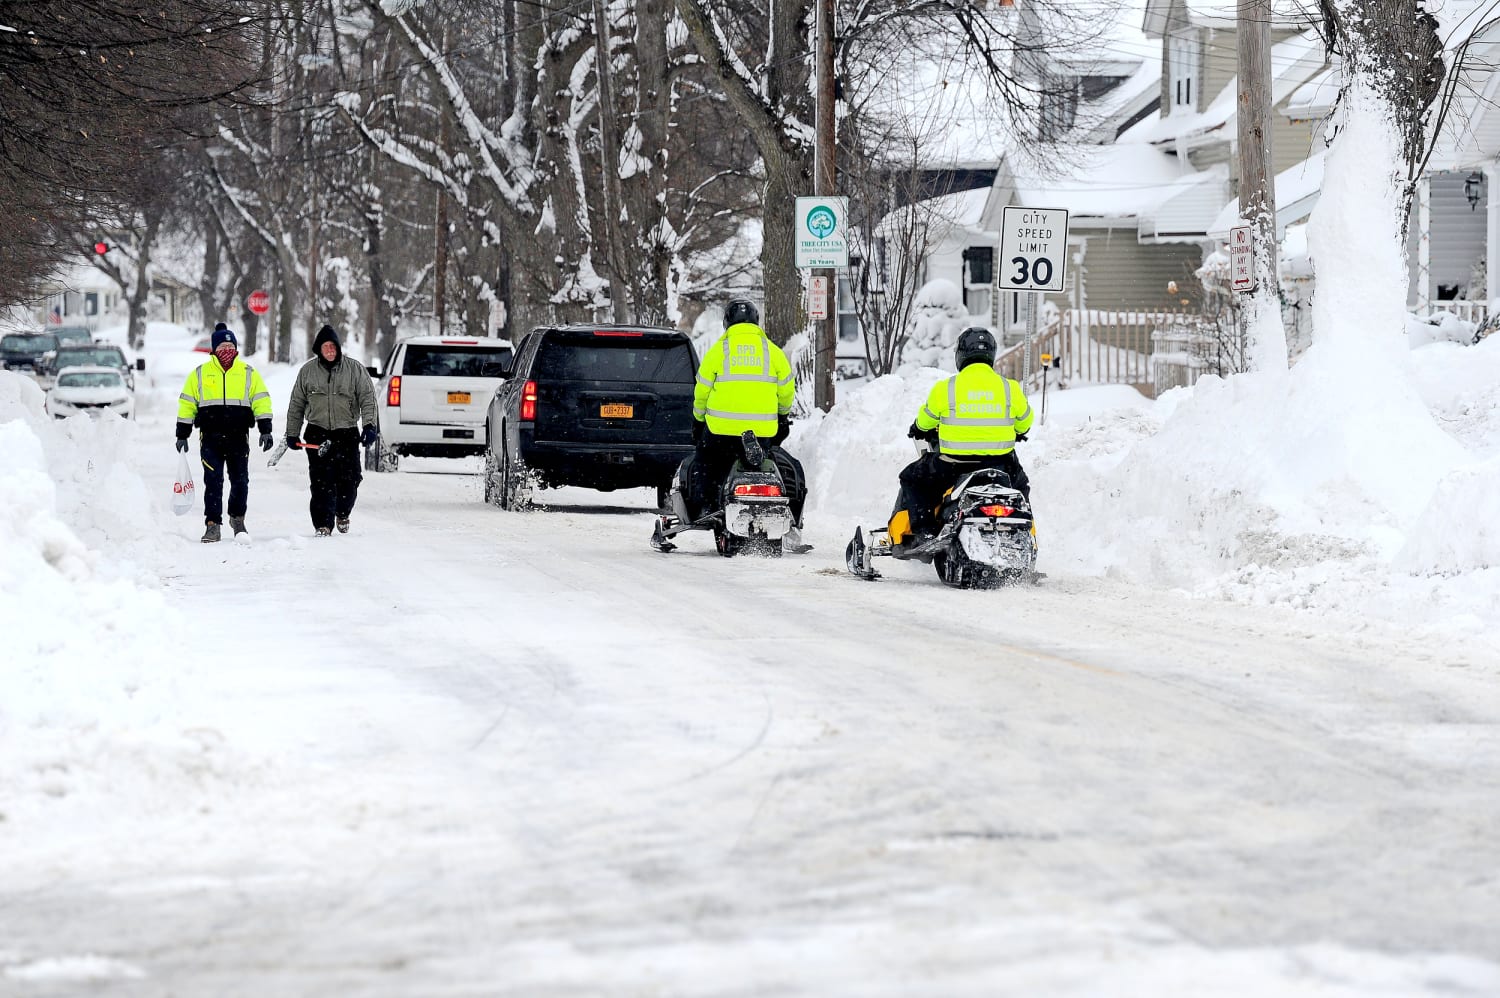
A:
[[692, 420, 705, 445], [286, 434, 300, 450], [1016, 431, 1029, 442], [906, 422, 923, 439], [773, 414, 791, 445], [361, 424, 378, 448], [175, 439, 189, 453], [259, 432, 275, 452]]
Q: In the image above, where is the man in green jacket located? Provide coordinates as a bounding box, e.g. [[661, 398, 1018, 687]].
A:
[[285, 324, 378, 535]]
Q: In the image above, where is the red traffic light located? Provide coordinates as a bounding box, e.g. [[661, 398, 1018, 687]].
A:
[[93, 241, 109, 255]]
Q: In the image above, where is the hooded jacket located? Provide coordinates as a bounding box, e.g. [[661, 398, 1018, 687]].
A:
[[286, 325, 377, 434]]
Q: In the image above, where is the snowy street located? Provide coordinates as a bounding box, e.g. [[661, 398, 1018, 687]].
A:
[[5, 386, 1499, 994]]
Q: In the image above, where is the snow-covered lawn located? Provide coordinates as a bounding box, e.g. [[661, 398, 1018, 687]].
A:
[[2, 319, 1498, 994]]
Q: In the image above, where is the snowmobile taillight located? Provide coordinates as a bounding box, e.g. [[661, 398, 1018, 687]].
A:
[[521, 380, 538, 421], [978, 504, 1014, 517], [386, 376, 402, 407], [734, 483, 782, 498]]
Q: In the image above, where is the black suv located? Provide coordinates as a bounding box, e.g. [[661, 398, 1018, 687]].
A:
[[1, 332, 59, 371], [484, 325, 698, 508]]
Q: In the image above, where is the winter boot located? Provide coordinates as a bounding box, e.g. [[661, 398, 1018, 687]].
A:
[[336, 516, 350, 534], [315, 526, 332, 537], [229, 516, 247, 538], [201, 521, 221, 543]]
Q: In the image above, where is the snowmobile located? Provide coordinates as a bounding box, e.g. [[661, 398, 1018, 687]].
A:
[[845, 446, 1038, 588], [651, 430, 801, 557]]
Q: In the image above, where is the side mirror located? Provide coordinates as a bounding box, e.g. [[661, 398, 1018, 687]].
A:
[[135, 358, 146, 371], [366, 365, 380, 378]]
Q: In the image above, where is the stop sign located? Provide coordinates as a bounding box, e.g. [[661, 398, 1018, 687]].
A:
[[246, 289, 271, 315]]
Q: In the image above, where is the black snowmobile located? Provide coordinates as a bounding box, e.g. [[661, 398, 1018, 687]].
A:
[[651, 430, 805, 557], [846, 456, 1037, 588]]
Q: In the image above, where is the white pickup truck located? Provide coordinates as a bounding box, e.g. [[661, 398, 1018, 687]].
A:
[[368, 335, 513, 472]]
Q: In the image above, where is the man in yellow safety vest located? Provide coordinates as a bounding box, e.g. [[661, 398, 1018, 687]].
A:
[[890, 326, 1032, 543], [175, 324, 275, 542], [686, 299, 802, 524]]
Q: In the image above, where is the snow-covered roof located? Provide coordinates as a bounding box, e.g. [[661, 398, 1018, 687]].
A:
[[1424, 16, 1500, 169], [877, 186, 994, 244], [1282, 62, 1340, 122], [1071, 56, 1164, 143], [987, 144, 1217, 226], [1208, 151, 1326, 238], [1119, 29, 1327, 146], [1143, 0, 1318, 36]]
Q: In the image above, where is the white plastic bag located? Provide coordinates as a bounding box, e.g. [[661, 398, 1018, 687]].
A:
[[172, 451, 195, 516]]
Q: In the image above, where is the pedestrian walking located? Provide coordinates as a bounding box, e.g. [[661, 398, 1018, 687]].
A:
[[285, 324, 378, 536], [176, 323, 274, 542]]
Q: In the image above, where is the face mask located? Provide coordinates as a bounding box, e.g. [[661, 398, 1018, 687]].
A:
[[215, 345, 238, 368]]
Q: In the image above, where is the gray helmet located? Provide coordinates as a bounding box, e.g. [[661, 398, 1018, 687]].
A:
[[724, 299, 759, 327], [955, 326, 997, 369]]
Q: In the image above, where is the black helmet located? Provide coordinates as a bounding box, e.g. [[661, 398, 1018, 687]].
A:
[[954, 326, 997, 369], [724, 298, 759, 327]]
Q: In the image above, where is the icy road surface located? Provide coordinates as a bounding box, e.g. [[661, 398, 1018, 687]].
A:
[[7, 445, 1500, 997]]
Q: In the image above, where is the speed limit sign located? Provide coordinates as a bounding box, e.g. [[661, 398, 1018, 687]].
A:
[[1000, 206, 1070, 293]]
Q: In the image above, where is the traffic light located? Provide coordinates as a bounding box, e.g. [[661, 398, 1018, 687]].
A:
[[93, 240, 110, 255]]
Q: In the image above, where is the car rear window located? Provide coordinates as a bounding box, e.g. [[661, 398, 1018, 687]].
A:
[[3, 334, 58, 351], [56, 347, 125, 367], [533, 335, 694, 383], [402, 344, 512, 377], [58, 371, 123, 388]]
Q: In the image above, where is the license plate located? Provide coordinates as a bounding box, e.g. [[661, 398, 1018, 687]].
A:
[[447, 391, 471, 405], [600, 403, 634, 419]]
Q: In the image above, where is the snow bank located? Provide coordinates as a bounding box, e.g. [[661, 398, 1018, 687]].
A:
[[0, 371, 245, 868]]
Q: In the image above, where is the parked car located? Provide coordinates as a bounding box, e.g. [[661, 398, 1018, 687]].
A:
[[45, 366, 135, 420], [1, 331, 59, 372], [51, 326, 93, 346], [368, 335, 514, 471], [192, 335, 213, 353], [484, 324, 698, 509], [47, 342, 141, 388]]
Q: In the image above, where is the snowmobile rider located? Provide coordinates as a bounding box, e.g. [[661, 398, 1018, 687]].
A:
[[686, 299, 804, 527], [285, 324, 378, 536], [175, 323, 275, 543], [889, 326, 1033, 543]]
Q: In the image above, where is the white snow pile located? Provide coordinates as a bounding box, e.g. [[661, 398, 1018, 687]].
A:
[[0, 372, 246, 863]]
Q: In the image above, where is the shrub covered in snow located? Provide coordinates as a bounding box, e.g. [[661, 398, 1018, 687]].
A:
[[900, 279, 969, 373]]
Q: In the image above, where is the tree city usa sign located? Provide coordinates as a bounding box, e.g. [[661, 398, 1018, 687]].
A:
[[795, 196, 849, 269]]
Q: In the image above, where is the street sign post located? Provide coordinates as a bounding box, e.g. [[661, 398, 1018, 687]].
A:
[[246, 289, 271, 315], [795, 196, 849, 269], [807, 274, 830, 320], [1229, 225, 1256, 292], [999, 206, 1070, 381]]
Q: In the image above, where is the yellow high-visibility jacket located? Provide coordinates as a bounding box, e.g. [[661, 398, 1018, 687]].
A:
[[915, 362, 1033, 456], [693, 322, 795, 437], [176, 357, 274, 441]]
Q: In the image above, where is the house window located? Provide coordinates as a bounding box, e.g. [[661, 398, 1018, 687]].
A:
[[85, 292, 99, 316], [962, 246, 994, 317], [1169, 31, 1199, 110], [837, 266, 859, 344]]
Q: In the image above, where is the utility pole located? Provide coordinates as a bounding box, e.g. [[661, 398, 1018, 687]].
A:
[[1236, 0, 1288, 370], [814, 0, 837, 411], [434, 25, 451, 336]]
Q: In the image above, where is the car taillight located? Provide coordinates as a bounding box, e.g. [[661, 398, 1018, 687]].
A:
[[521, 380, 537, 421], [733, 483, 782, 498], [978, 504, 1014, 517], [386, 375, 402, 406], [593, 330, 643, 337]]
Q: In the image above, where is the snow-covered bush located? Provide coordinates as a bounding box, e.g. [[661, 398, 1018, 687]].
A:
[[899, 279, 968, 373], [1406, 312, 1477, 347]]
